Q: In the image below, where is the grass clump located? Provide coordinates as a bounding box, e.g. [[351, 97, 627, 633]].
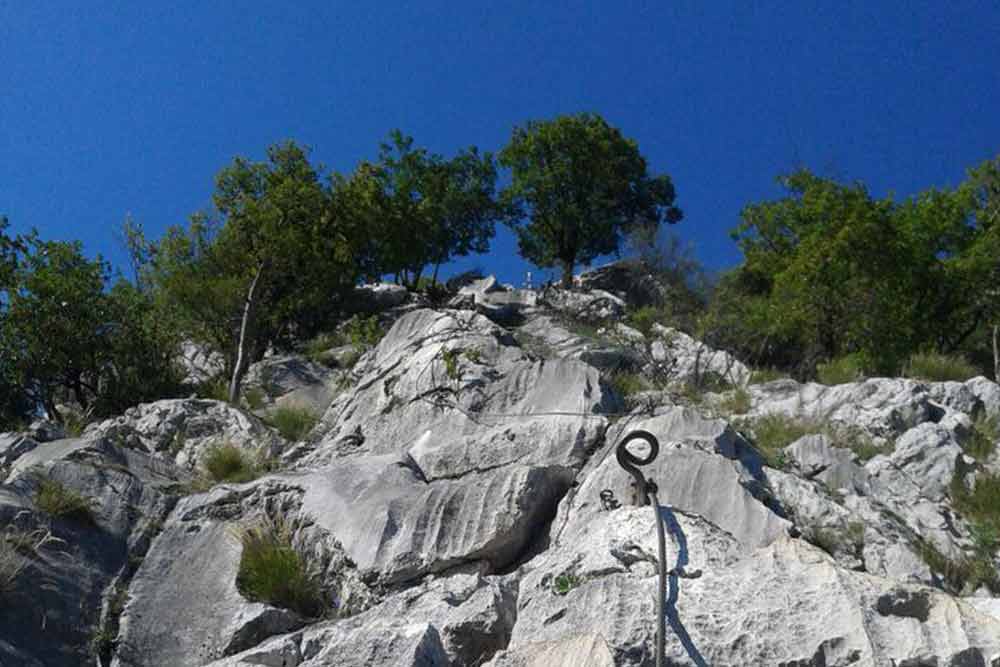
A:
[[605, 369, 646, 400], [951, 471, 1000, 534], [916, 537, 999, 594], [244, 386, 267, 411], [626, 305, 670, 337], [344, 315, 384, 349], [441, 348, 462, 380], [266, 406, 319, 442], [739, 414, 822, 468], [197, 375, 230, 402], [749, 367, 787, 385], [202, 443, 262, 484], [816, 353, 866, 385], [905, 351, 980, 382], [965, 414, 999, 462], [1, 523, 65, 594], [235, 516, 326, 618], [34, 477, 94, 523], [837, 427, 887, 462], [716, 386, 751, 415]]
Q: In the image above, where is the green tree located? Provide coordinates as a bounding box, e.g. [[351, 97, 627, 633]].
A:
[[332, 130, 501, 289], [151, 141, 359, 403], [499, 113, 682, 287]]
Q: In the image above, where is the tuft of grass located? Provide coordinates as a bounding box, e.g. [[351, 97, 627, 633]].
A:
[[605, 369, 646, 399], [345, 315, 384, 350], [717, 387, 751, 415], [61, 410, 92, 438], [626, 305, 670, 337], [244, 386, 267, 411], [442, 348, 462, 380], [197, 375, 230, 402], [202, 443, 261, 484], [1, 523, 65, 594], [915, 537, 999, 594], [836, 427, 887, 462], [749, 367, 787, 385], [235, 516, 326, 618], [266, 406, 319, 442], [816, 354, 866, 385], [35, 477, 94, 523], [304, 332, 340, 366], [951, 471, 1000, 534], [739, 414, 823, 468], [905, 352, 980, 383], [965, 414, 999, 462], [552, 572, 582, 596]]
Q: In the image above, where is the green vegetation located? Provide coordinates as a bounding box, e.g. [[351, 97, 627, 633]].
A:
[[244, 386, 267, 411], [716, 387, 751, 415], [202, 443, 262, 484], [235, 516, 326, 618], [34, 478, 94, 523], [966, 414, 999, 461], [905, 352, 980, 382], [0, 524, 64, 594], [748, 368, 787, 385], [333, 130, 502, 290], [627, 305, 669, 337], [344, 315, 384, 350], [605, 369, 646, 400], [499, 113, 682, 287], [441, 348, 462, 380], [551, 572, 582, 596], [740, 414, 821, 466], [816, 353, 867, 385], [916, 537, 999, 594], [951, 471, 1000, 534], [266, 406, 319, 442]]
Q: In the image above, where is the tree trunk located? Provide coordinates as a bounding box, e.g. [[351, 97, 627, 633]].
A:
[[560, 259, 574, 289], [432, 262, 441, 288], [228, 262, 266, 405], [993, 324, 999, 381]]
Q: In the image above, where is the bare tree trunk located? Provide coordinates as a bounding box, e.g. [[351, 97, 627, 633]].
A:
[[993, 324, 999, 381], [560, 259, 574, 289], [432, 262, 441, 287], [228, 262, 266, 405]]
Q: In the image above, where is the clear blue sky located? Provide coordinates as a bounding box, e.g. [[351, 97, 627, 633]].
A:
[[2, 1, 999, 284]]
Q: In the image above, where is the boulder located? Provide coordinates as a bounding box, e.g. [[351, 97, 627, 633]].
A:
[[243, 354, 339, 416], [541, 288, 626, 323], [85, 399, 284, 471], [354, 282, 410, 310], [649, 324, 750, 387]]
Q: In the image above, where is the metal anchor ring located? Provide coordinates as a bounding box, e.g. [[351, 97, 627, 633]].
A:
[[615, 429, 660, 506]]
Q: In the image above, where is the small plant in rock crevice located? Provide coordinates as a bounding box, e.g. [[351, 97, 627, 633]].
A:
[[965, 414, 999, 462], [34, 477, 95, 523], [0, 521, 66, 595], [551, 572, 582, 596], [716, 386, 751, 416], [905, 351, 980, 383], [201, 442, 263, 484], [441, 348, 462, 381], [266, 406, 319, 442], [235, 516, 327, 618]]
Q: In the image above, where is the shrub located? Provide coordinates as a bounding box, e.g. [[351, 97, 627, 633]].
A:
[[34, 478, 94, 522], [235, 516, 326, 617], [551, 572, 582, 595], [267, 406, 319, 442], [905, 352, 980, 383], [915, 537, 999, 594], [816, 353, 867, 385], [345, 315, 384, 350], [627, 305, 670, 337], [303, 332, 339, 366], [197, 375, 230, 402], [202, 443, 260, 484]]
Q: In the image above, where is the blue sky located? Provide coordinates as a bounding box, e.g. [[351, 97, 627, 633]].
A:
[[2, 1, 999, 285]]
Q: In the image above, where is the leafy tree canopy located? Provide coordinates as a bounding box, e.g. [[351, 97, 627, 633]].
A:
[[499, 113, 682, 287], [333, 130, 501, 289]]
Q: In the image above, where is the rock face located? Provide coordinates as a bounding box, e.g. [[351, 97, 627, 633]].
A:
[[85, 398, 285, 471], [5, 291, 1000, 666]]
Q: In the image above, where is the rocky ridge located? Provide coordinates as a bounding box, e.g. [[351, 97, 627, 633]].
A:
[[1, 268, 1000, 666]]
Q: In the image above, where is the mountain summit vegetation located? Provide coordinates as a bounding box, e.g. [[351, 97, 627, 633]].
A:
[[0, 113, 998, 427]]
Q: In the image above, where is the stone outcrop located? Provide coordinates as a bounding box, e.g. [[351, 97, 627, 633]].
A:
[[4, 291, 1000, 666]]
